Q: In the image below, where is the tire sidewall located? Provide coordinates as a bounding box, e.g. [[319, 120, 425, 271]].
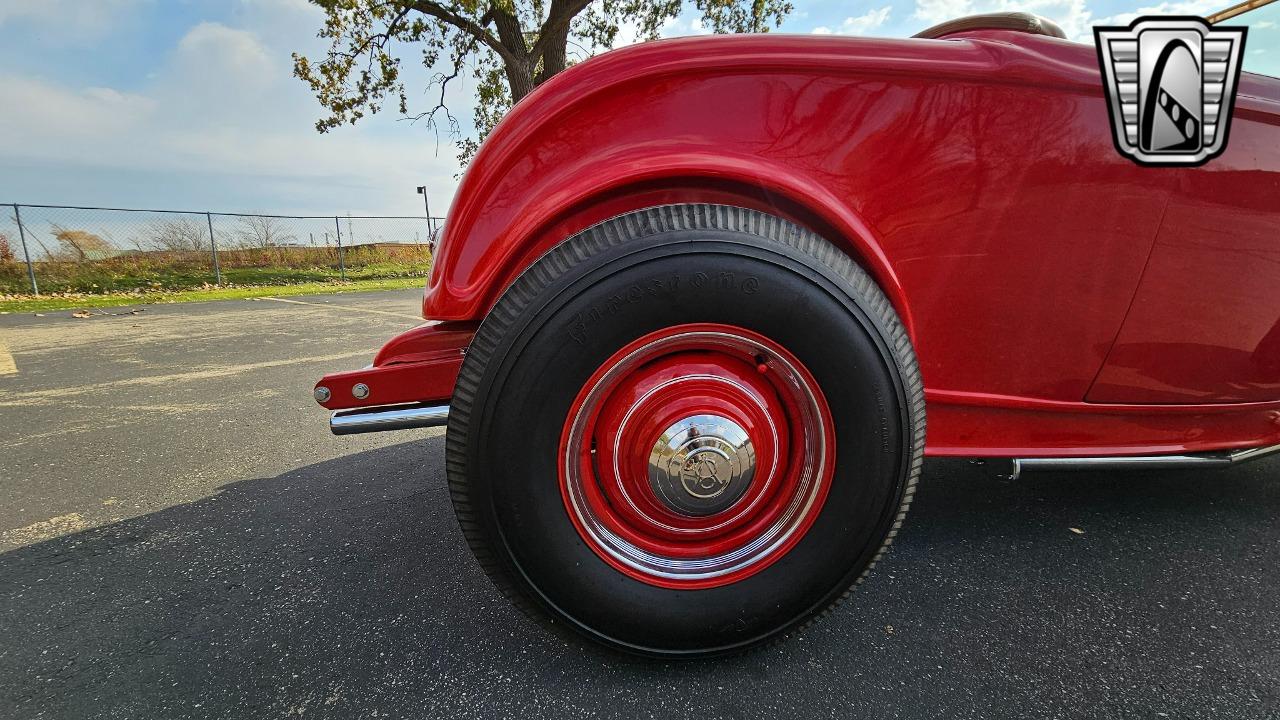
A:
[[456, 227, 914, 656]]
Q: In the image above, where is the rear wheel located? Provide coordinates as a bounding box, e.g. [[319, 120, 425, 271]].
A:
[[447, 204, 924, 657]]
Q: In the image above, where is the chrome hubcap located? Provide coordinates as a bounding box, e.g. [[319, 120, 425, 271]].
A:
[[648, 414, 756, 516]]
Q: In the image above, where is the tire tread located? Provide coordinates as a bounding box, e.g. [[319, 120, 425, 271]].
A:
[[445, 204, 926, 656]]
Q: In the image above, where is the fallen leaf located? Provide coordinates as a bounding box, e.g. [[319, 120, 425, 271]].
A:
[[1069, 527, 1085, 535], [71, 310, 92, 318]]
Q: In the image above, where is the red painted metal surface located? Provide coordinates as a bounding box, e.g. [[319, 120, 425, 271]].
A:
[[558, 324, 835, 589], [927, 390, 1280, 457], [313, 321, 473, 411], [1088, 110, 1280, 403], [427, 31, 1176, 401], [324, 28, 1280, 457]]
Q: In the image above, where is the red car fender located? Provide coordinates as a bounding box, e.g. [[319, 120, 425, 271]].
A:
[[420, 32, 1060, 334], [429, 154, 916, 341]]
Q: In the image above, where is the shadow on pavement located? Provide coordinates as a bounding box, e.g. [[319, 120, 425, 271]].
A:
[[2, 440, 1278, 719]]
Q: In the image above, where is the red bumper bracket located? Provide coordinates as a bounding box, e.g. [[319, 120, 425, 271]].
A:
[[313, 321, 475, 412]]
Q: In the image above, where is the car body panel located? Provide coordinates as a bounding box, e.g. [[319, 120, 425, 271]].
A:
[[427, 32, 1174, 401], [1088, 81, 1280, 403], [927, 389, 1280, 456], [319, 27, 1280, 457]]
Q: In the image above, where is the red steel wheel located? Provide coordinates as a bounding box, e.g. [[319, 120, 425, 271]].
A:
[[446, 205, 925, 657], [560, 323, 836, 589]]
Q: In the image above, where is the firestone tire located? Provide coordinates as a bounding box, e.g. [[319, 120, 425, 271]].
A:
[[446, 204, 925, 658]]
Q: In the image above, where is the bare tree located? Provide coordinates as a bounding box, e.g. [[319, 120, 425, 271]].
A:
[[234, 215, 298, 248], [51, 225, 113, 262], [146, 217, 209, 252]]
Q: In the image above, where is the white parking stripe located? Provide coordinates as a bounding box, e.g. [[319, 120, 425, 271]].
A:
[[258, 296, 423, 322], [0, 348, 373, 405], [0, 337, 16, 376]]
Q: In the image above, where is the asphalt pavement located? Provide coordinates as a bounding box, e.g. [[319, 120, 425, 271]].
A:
[[1, 289, 1278, 719]]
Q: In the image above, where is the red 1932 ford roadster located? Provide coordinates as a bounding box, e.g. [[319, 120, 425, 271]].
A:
[[314, 10, 1280, 657]]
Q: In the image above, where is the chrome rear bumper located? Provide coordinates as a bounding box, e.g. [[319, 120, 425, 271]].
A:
[[330, 403, 450, 435]]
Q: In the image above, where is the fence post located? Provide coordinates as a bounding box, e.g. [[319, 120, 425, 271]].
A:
[[12, 204, 38, 296], [206, 212, 222, 285], [334, 216, 346, 281]]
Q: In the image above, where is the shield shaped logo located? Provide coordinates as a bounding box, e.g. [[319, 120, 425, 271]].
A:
[[1095, 17, 1247, 166]]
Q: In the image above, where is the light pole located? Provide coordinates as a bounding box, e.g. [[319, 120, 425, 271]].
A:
[[416, 185, 433, 236]]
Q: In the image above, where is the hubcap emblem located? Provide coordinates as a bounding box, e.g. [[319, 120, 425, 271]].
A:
[[649, 414, 755, 516], [680, 450, 729, 498]]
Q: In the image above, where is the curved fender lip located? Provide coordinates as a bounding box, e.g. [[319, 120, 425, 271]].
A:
[[313, 321, 475, 412]]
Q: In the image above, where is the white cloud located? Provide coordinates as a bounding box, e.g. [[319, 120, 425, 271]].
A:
[[912, 0, 1271, 43], [912, 0, 974, 24], [159, 22, 278, 121], [612, 19, 645, 47], [0, 0, 146, 41], [0, 20, 461, 215], [661, 16, 711, 37], [812, 6, 893, 35], [1, 76, 154, 138], [912, 0, 1093, 41], [1092, 0, 1222, 27], [237, 0, 316, 13]]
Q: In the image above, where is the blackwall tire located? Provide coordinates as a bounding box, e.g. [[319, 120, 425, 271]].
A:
[[446, 204, 925, 658]]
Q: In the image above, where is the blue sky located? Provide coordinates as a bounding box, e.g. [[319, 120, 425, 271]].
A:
[[0, 0, 1274, 217]]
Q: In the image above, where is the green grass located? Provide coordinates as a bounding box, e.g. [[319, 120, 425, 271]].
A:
[[0, 276, 427, 313], [0, 245, 433, 312], [0, 245, 432, 294]]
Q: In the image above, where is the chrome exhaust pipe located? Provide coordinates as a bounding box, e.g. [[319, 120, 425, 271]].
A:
[[988, 443, 1280, 480], [330, 403, 449, 436]]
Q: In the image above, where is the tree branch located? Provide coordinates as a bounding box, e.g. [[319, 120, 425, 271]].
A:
[[403, 31, 479, 152], [490, 6, 528, 57], [376, 5, 413, 47], [397, 0, 523, 68], [528, 0, 593, 64]]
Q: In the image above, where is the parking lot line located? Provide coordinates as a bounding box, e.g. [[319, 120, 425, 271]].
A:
[[258, 296, 423, 322], [0, 337, 16, 376], [0, 348, 374, 405]]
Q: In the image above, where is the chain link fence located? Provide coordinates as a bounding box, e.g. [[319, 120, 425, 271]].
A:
[[0, 203, 445, 296]]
